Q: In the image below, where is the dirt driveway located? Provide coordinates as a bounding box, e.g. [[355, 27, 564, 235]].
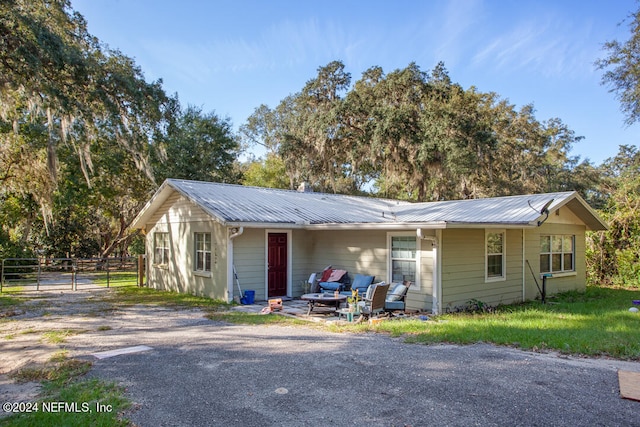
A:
[[1, 288, 639, 426]]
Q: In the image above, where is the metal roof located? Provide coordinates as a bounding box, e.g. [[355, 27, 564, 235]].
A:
[[131, 179, 607, 231]]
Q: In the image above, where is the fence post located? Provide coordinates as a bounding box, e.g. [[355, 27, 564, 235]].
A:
[[138, 255, 145, 287], [1, 259, 4, 293], [106, 258, 110, 288], [37, 258, 41, 291], [72, 259, 77, 291]]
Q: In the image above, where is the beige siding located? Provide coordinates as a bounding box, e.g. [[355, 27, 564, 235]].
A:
[[441, 219, 587, 311], [523, 222, 586, 301], [412, 241, 434, 312], [231, 228, 267, 301], [145, 193, 228, 300], [308, 229, 388, 278], [441, 228, 523, 311], [307, 229, 434, 311], [148, 193, 213, 225], [231, 228, 318, 300], [291, 229, 314, 297]]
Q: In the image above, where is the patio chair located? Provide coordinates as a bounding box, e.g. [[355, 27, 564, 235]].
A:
[[358, 282, 389, 320], [385, 281, 411, 313], [317, 268, 350, 293], [343, 273, 375, 296]]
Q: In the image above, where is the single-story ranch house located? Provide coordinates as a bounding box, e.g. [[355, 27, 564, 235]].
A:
[[131, 179, 607, 314]]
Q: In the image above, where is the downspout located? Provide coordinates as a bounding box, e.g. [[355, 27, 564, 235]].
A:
[[227, 227, 244, 303], [435, 230, 442, 315], [229, 227, 244, 240]]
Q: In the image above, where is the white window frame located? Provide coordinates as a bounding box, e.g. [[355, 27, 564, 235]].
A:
[[387, 232, 421, 290], [154, 232, 170, 266], [540, 235, 575, 274], [194, 232, 212, 273], [485, 229, 506, 282]]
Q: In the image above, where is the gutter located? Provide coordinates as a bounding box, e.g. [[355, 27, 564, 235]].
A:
[[224, 221, 450, 230], [224, 220, 540, 231]]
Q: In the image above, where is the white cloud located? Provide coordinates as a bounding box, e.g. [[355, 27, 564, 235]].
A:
[[471, 14, 597, 79], [138, 17, 367, 85], [432, 0, 486, 66]]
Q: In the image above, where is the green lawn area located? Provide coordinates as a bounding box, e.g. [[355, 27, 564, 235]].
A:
[[3, 284, 640, 360], [2, 353, 129, 427], [104, 286, 232, 309], [89, 272, 139, 288], [363, 285, 640, 360], [202, 285, 640, 360]]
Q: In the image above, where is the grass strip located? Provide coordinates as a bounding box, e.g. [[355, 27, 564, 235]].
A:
[[2, 354, 130, 427], [392, 286, 640, 359], [205, 311, 310, 326], [41, 329, 87, 344], [202, 286, 640, 359], [107, 286, 232, 310]]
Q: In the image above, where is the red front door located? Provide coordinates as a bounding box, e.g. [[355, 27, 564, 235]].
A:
[[268, 233, 288, 297]]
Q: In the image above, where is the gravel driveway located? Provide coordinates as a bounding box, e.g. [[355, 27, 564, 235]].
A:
[[2, 288, 639, 426]]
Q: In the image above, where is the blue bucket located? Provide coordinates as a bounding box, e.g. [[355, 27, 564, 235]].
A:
[[243, 290, 255, 305]]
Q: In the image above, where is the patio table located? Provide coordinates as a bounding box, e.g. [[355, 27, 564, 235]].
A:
[[337, 308, 361, 322], [300, 293, 347, 315]]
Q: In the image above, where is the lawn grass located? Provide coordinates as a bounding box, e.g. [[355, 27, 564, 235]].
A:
[[200, 285, 640, 360], [107, 285, 232, 310], [0, 295, 21, 307], [0, 294, 25, 319], [2, 354, 130, 427], [41, 329, 87, 344], [90, 272, 139, 288], [387, 285, 640, 359], [205, 311, 311, 326]]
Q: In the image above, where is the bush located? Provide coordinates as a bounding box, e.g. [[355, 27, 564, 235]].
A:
[[0, 230, 34, 260], [613, 249, 640, 287]]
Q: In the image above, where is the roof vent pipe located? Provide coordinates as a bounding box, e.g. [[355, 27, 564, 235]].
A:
[[297, 182, 312, 192]]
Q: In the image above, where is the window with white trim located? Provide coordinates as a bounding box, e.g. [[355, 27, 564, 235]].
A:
[[486, 230, 505, 280], [194, 232, 212, 272], [154, 232, 169, 265], [540, 235, 574, 273], [389, 234, 418, 288]]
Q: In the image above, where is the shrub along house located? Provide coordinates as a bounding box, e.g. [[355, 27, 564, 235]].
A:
[[131, 179, 607, 314]]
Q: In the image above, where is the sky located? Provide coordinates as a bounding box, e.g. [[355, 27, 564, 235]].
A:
[[72, 0, 639, 165]]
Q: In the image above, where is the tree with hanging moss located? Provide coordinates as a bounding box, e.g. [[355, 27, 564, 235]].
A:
[[242, 60, 594, 201], [0, 0, 174, 223], [1, 0, 172, 257]]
